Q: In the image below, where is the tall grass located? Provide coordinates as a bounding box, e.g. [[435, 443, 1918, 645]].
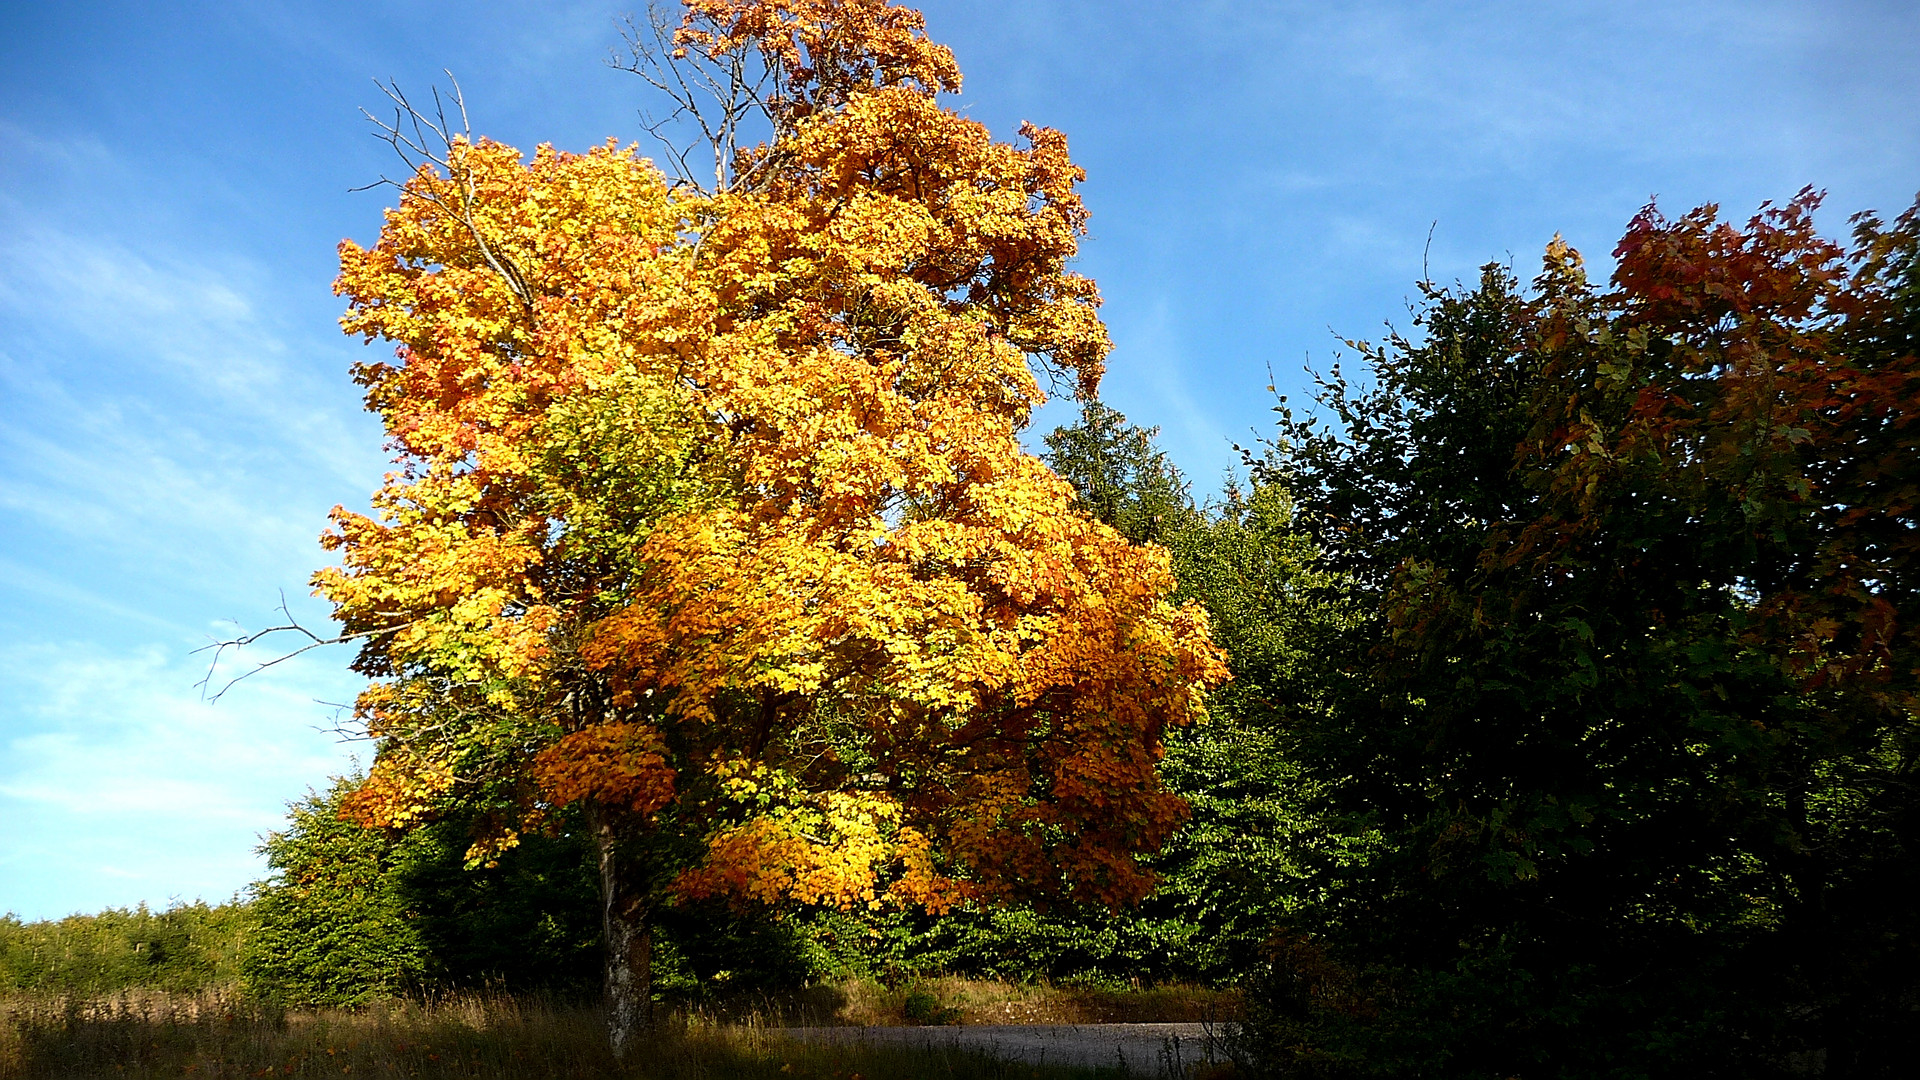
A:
[[799, 978, 1240, 1027], [0, 991, 1129, 1080]]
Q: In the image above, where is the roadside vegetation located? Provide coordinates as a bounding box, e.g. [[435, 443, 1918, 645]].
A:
[[0, 991, 1137, 1080]]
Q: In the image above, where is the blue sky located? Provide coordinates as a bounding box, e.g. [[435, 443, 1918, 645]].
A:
[[2, 0, 1916, 920]]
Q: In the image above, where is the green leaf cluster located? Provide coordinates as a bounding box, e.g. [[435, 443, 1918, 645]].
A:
[[243, 778, 600, 1005], [1235, 204, 1920, 1076]]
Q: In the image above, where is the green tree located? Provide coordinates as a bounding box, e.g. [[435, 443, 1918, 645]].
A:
[[1043, 401, 1197, 547], [1004, 403, 1355, 982], [1152, 479, 1371, 977], [1241, 197, 1920, 1077], [246, 780, 434, 1005]]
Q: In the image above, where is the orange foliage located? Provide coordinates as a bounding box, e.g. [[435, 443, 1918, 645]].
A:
[[1523, 190, 1920, 699], [534, 723, 677, 816], [339, 750, 456, 830], [679, 0, 962, 109], [321, 0, 1225, 914]]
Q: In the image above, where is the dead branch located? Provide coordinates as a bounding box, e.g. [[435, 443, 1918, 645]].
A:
[[351, 73, 540, 321], [195, 592, 419, 705], [611, 2, 788, 195]]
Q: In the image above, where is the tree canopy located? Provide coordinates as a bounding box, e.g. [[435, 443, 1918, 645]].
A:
[[319, 0, 1224, 1048], [1240, 193, 1920, 1076]]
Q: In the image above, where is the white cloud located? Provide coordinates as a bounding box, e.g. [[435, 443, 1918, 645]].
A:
[[0, 130, 384, 920], [0, 638, 360, 918]]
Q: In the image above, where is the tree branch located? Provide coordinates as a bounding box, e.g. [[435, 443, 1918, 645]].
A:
[[352, 73, 540, 322], [610, 2, 786, 195], [195, 592, 421, 704]]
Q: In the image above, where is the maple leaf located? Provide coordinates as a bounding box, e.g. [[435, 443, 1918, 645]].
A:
[[321, 0, 1225, 1050]]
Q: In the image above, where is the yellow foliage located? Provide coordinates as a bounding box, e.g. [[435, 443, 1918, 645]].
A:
[[320, 0, 1226, 913], [339, 751, 456, 830]]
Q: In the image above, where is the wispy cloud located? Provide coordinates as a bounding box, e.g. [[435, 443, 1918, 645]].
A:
[[0, 192, 385, 606], [0, 639, 358, 918], [0, 128, 381, 919], [1098, 300, 1237, 485], [0, 211, 382, 482], [0, 551, 180, 633]]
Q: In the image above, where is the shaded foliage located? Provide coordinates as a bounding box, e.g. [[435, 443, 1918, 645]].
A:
[[1238, 196, 1920, 1077], [244, 778, 830, 1007]]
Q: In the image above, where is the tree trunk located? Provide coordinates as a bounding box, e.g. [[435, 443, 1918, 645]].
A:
[[592, 806, 652, 1059]]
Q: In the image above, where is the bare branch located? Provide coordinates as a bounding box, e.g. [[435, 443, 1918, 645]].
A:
[[196, 592, 420, 705], [352, 74, 539, 321], [610, 1, 785, 195]]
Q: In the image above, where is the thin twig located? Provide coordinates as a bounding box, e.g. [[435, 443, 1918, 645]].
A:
[[351, 74, 539, 320], [195, 592, 420, 704]]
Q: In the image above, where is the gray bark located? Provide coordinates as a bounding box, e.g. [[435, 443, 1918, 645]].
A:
[[593, 807, 652, 1059]]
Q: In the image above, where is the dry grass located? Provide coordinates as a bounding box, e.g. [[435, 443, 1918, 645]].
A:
[[0, 990, 1132, 1080], [730, 979, 1241, 1028]]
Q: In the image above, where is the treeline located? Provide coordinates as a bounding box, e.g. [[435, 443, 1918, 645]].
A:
[[0, 903, 246, 995], [2, 744, 1305, 1003]]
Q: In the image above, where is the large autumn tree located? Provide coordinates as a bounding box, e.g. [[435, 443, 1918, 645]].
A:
[[319, 0, 1223, 1051]]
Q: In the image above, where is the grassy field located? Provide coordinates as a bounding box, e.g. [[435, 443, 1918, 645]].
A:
[[0, 984, 1235, 1080]]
